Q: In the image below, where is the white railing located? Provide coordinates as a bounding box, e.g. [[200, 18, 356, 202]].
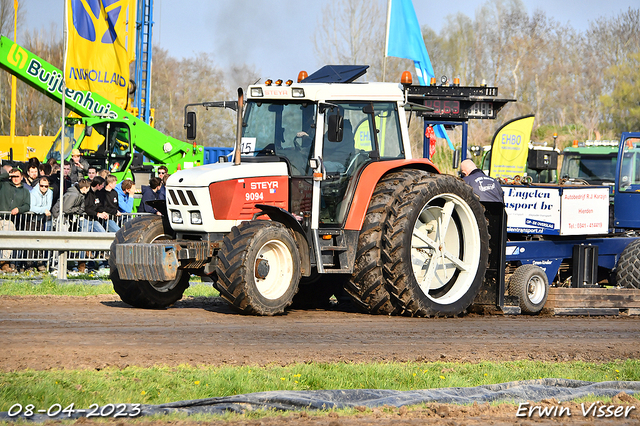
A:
[[0, 211, 149, 279]]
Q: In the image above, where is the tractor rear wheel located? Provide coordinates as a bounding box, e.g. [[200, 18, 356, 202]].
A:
[[345, 170, 420, 314], [616, 239, 640, 289], [215, 221, 301, 315], [508, 264, 549, 314], [110, 216, 190, 309], [383, 172, 489, 316]]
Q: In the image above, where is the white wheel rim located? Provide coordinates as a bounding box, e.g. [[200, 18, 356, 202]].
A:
[[255, 239, 294, 300], [527, 275, 546, 304], [411, 193, 481, 305]]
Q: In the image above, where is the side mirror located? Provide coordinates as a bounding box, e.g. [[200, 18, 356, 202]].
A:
[[85, 126, 93, 137], [452, 149, 461, 170], [327, 114, 343, 142], [186, 111, 197, 140]]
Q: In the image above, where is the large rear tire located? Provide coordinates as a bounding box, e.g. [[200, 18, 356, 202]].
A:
[[215, 221, 301, 315], [383, 173, 489, 317], [345, 170, 420, 314], [508, 264, 548, 314], [110, 216, 190, 309], [616, 239, 640, 289]]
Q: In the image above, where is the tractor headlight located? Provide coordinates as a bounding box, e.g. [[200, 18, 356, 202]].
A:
[[190, 211, 202, 225], [171, 210, 183, 224]]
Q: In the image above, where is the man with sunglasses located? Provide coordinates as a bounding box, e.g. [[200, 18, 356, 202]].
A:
[[28, 177, 53, 271], [0, 167, 31, 272], [29, 176, 53, 229], [157, 166, 168, 201]]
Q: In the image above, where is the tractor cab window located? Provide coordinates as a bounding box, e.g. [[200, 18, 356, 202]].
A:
[[90, 122, 132, 173], [619, 138, 640, 192], [320, 101, 403, 225], [241, 101, 316, 176]]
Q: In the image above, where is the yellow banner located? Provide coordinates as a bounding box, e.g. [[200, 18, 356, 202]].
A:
[[65, 0, 131, 109], [489, 115, 535, 179]]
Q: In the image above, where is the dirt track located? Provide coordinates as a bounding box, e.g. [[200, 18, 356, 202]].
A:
[[1, 294, 639, 371], [2, 294, 640, 425]]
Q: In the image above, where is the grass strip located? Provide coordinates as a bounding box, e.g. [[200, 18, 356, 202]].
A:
[[0, 277, 218, 297], [1, 360, 638, 411]]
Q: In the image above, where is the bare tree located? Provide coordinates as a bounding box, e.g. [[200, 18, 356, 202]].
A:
[[151, 47, 236, 147], [313, 0, 386, 81]]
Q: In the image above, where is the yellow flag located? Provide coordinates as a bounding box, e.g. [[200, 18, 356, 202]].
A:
[[65, 0, 131, 109], [489, 115, 535, 179]]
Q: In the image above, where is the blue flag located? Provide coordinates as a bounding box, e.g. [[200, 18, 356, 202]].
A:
[[386, 0, 454, 150]]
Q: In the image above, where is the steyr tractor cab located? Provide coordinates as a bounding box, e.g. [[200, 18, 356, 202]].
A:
[[110, 65, 511, 316]]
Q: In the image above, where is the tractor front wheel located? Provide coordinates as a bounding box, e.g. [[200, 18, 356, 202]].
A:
[[215, 221, 301, 315], [110, 216, 190, 309]]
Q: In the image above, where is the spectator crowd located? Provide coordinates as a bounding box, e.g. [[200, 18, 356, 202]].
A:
[[0, 154, 169, 273]]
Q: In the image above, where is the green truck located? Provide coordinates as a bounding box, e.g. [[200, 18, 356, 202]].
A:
[[0, 35, 206, 181], [559, 140, 619, 188]]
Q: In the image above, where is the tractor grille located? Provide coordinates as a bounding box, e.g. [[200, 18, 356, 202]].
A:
[[168, 189, 199, 206]]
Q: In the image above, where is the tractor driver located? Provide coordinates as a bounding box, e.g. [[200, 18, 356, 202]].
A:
[[324, 119, 355, 173]]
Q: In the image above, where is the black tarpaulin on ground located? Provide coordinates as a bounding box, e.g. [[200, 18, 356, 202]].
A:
[[3, 379, 639, 421]]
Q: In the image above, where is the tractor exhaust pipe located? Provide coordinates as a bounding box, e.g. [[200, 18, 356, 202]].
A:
[[234, 88, 244, 165]]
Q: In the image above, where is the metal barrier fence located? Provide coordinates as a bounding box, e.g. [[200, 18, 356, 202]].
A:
[[0, 211, 150, 279]]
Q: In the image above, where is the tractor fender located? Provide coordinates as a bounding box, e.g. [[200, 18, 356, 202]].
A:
[[344, 159, 439, 231], [254, 204, 311, 277]]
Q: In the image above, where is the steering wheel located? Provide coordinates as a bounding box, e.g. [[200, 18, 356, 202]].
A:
[[293, 131, 311, 152], [343, 150, 368, 176]]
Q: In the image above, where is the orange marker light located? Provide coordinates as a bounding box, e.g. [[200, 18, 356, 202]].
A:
[[453, 77, 460, 86], [401, 71, 412, 85], [430, 77, 437, 86], [275, 79, 283, 86], [265, 79, 272, 86], [572, 139, 578, 147], [297, 71, 308, 83], [285, 79, 293, 86]]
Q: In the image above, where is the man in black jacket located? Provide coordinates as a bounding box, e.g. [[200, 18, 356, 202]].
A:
[[84, 176, 107, 232], [140, 177, 163, 215], [100, 175, 121, 232]]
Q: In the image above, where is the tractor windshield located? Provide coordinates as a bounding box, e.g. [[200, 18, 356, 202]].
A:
[[241, 101, 317, 176], [560, 153, 617, 184], [619, 138, 640, 192]]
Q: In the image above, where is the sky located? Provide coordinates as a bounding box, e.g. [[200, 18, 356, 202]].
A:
[[17, 0, 638, 82]]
